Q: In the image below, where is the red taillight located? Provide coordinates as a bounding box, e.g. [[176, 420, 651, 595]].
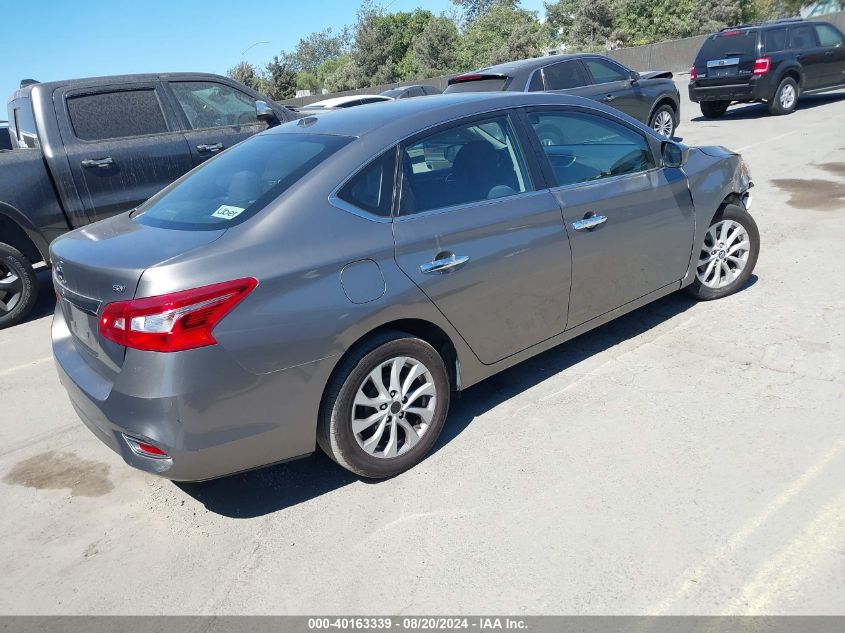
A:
[[753, 57, 771, 75], [690, 66, 697, 81], [100, 277, 257, 352]]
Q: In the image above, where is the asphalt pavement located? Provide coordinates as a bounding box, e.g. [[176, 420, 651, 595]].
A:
[[1, 80, 843, 615]]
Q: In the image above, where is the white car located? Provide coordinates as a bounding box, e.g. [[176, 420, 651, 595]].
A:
[[298, 94, 393, 111]]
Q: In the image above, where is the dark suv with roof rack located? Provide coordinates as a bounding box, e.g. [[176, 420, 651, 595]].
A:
[[689, 18, 845, 118]]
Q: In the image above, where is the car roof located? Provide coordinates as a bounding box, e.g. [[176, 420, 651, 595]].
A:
[[269, 91, 630, 141], [468, 53, 625, 77], [304, 94, 392, 108], [8, 72, 238, 102]]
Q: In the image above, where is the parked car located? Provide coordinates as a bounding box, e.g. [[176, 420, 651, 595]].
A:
[[0, 72, 296, 329], [298, 94, 394, 111], [52, 92, 758, 482], [381, 85, 442, 99], [0, 121, 11, 150], [689, 18, 845, 117], [443, 54, 681, 138]]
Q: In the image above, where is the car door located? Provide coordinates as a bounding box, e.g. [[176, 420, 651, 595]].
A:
[[813, 24, 845, 87], [789, 24, 826, 89], [165, 80, 267, 166], [581, 58, 650, 122], [392, 112, 573, 365], [58, 82, 194, 222], [521, 107, 694, 329]]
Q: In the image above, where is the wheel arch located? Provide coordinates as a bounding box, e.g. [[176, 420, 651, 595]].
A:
[[649, 95, 679, 123], [0, 204, 49, 264]]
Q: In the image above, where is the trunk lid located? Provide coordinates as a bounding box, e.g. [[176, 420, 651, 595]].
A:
[[51, 212, 225, 379], [694, 30, 760, 86]]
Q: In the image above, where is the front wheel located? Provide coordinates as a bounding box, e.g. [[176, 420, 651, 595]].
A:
[[685, 203, 759, 301], [649, 104, 676, 138], [317, 332, 451, 478], [0, 242, 38, 329], [768, 77, 799, 115]]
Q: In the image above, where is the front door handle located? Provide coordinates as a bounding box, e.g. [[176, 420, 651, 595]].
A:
[[197, 142, 224, 153], [81, 157, 114, 168], [602, 95, 616, 102], [572, 215, 608, 231], [420, 254, 470, 274]]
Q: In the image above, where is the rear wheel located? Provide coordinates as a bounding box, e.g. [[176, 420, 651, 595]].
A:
[[685, 203, 759, 301], [317, 332, 451, 478], [649, 104, 676, 138], [700, 100, 730, 118], [768, 77, 799, 115], [0, 242, 38, 329]]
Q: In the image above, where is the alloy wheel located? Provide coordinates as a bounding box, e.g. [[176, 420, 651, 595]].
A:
[[351, 356, 437, 459], [780, 84, 796, 110], [696, 219, 751, 289], [652, 110, 674, 137], [0, 262, 23, 315]]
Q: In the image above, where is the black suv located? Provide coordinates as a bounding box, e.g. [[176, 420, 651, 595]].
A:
[[689, 18, 845, 117]]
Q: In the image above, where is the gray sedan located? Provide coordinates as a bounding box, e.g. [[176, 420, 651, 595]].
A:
[[51, 92, 759, 480]]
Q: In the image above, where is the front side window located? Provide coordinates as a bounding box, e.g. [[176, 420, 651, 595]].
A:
[[170, 81, 259, 129], [399, 115, 532, 215], [67, 90, 167, 141], [337, 150, 396, 217], [543, 61, 588, 90], [135, 133, 352, 230], [789, 25, 817, 49], [583, 58, 628, 84], [816, 24, 845, 48], [527, 110, 655, 187]]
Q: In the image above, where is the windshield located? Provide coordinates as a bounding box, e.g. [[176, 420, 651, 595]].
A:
[[697, 31, 759, 60], [135, 133, 352, 230]]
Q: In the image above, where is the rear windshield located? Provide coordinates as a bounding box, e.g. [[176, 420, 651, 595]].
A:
[[696, 31, 759, 60], [135, 133, 352, 230], [445, 78, 508, 93]]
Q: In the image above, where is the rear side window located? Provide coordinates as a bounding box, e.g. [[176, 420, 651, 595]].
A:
[[170, 81, 259, 129], [527, 110, 655, 187], [764, 28, 788, 53], [135, 133, 352, 230], [445, 78, 508, 93], [337, 150, 396, 217], [11, 102, 39, 148], [543, 61, 588, 90], [583, 59, 628, 84], [815, 24, 845, 47], [67, 90, 167, 141], [528, 71, 544, 92], [789, 25, 817, 49], [697, 31, 759, 60]]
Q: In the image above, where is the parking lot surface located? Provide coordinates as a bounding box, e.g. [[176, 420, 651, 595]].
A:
[[1, 82, 843, 615]]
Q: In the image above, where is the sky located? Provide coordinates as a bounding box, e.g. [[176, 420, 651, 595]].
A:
[[2, 0, 547, 110]]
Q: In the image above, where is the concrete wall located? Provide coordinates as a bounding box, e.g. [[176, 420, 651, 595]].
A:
[[282, 11, 845, 106]]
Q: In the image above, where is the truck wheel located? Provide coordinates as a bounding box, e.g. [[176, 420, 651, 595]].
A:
[[768, 77, 799, 116], [0, 242, 38, 329], [700, 100, 730, 118]]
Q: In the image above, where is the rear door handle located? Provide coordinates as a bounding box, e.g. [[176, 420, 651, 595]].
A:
[[81, 157, 114, 168], [420, 254, 470, 274], [197, 142, 224, 153], [572, 215, 607, 231], [602, 95, 615, 103]]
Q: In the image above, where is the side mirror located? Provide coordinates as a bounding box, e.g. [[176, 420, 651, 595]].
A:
[[661, 141, 689, 168], [630, 70, 640, 83], [256, 100, 280, 127]]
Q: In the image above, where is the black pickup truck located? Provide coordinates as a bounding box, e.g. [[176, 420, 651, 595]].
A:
[[0, 72, 295, 328]]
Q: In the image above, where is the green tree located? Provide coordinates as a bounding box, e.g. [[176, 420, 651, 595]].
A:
[[544, 0, 580, 44], [452, 0, 520, 25], [458, 4, 543, 69], [226, 61, 265, 93], [413, 15, 461, 75], [570, 0, 614, 48], [321, 55, 363, 92], [288, 27, 351, 74], [264, 55, 298, 100]]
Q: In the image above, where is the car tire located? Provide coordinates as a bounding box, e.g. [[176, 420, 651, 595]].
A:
[[685, 203, 759, 301], [0, 242, 38, 330], [649, 104, 677, 138], [768, 76, 799, 115], [700, 100, 730, 118], [317, 331, 451, 478]]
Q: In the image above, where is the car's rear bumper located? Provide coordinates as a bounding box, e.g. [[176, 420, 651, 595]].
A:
[[52, 305, 336, 481], [688, 77, 773, 102]]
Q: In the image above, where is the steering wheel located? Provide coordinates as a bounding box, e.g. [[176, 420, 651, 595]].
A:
[[534, 123, 565, 147]]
